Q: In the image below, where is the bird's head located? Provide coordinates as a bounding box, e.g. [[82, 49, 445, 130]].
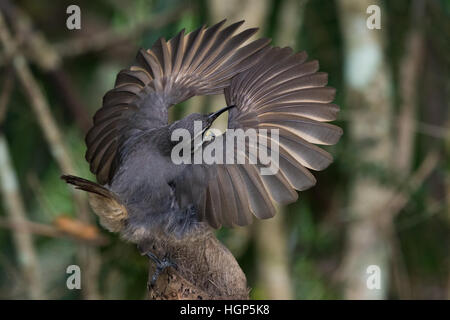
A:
[[169, 105, 235, 152]]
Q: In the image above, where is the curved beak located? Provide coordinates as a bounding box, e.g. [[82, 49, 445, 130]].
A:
[[207, 105, 236, 122], [192, 105, 237, 153]]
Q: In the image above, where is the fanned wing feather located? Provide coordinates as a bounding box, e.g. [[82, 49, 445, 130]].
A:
[[86, 20, 270, 185], [194, 46, 342, 228]]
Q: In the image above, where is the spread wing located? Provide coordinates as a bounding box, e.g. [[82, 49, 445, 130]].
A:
[[85, 20, 271, 185], [175, 47, 343, 228]]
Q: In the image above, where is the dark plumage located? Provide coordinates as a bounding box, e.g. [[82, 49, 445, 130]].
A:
[[62, 19, 342, 248]]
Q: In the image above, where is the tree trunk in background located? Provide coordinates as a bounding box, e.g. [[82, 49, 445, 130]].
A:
[[274, 0, 306, 48], [209, 0, 269, 28], [447, 165, 450, 300], [252, 0, 307, 300], [420, 2, 450, 300], [390, 0, 425, 299], [254, 211, 293, 299], [0, 136, 44, 299], [337, 0, 394, 299]]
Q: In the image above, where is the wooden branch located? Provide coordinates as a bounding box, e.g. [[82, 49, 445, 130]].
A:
[[0, 67, 13, 125], [380, 150, 440, 219], [144, 227, 249, 300], [0, 12, 74, 177], [0, 216, 109, 246], [395, 0, 425, 175], [1, 0, 92, 133], [54, 5, 188, 58], [148, 268, 214, 300], [0, 11, 102, 299], [0, 135, 45, 299], [0, 52, 44, 298]]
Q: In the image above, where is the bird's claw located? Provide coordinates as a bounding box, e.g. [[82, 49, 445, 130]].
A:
[[146, 252, 177, 288]]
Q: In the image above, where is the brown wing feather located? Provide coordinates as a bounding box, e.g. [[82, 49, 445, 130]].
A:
[[85, 20, 270, 185], [197, 47, 342, 228]]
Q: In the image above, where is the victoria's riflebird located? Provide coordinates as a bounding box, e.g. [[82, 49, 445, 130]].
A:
[[62, 20, 342, 282]]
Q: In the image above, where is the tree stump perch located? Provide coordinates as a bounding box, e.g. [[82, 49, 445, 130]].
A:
[[143, 226, 249, 300]]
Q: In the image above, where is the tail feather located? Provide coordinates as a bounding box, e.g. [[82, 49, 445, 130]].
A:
[[61, 174, 127, 233], [61, 175, 115, 199]]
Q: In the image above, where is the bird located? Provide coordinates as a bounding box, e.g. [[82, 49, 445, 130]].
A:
[[61, 20, 342, 292]]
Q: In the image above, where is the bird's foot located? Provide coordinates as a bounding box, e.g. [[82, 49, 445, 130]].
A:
[[146, 252, 177, 288]]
